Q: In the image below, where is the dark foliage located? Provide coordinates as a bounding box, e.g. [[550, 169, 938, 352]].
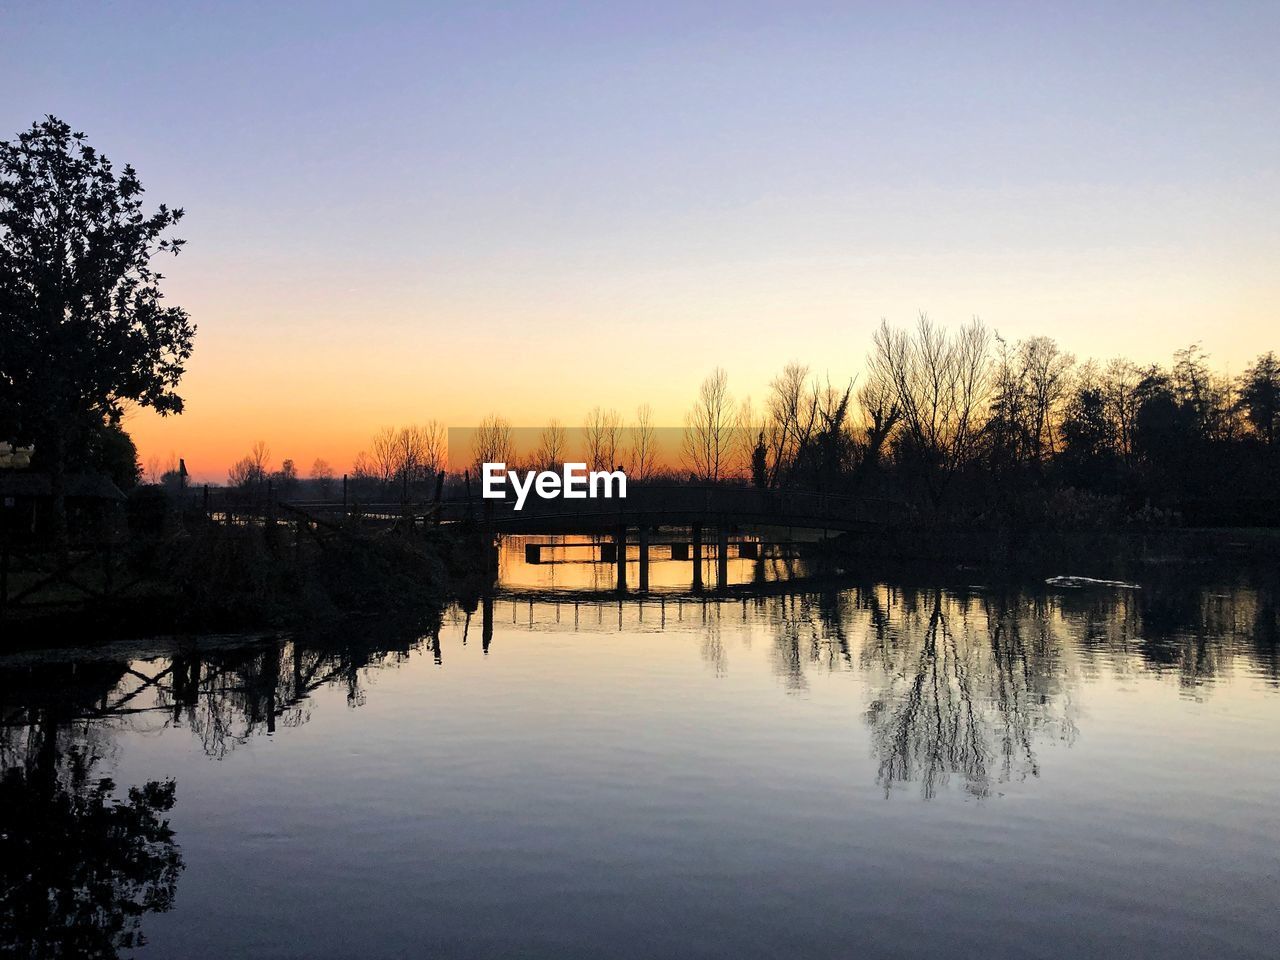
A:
[[0, 117, 193, 537]]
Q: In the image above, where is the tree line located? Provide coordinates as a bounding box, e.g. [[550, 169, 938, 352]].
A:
[[459, 315, 1278, 522], [219, 313, 1277, 525], [7, 117, 1271, 527]]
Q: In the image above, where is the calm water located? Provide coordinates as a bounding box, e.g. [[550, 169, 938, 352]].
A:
[[3, 537, 1279, 959]]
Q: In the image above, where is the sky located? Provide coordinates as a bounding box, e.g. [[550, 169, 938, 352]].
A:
[[3, 1, 1278, 481]]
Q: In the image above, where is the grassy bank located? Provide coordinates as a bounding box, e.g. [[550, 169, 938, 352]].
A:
[[0, 517, 489, 646]]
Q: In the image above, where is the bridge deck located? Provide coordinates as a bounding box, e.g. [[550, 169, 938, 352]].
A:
[[190, 483, 906, 535]]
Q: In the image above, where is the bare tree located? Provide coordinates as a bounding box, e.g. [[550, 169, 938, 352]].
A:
[[682, 368, 734, 482], [856, 368, 901, 477], [584, 406, 622, 471], [311, 458, 335, 498], [731, 396, 764, 480], [352, 450, 377, 482], [394, 421, 445, 484], [535, 419, 567, 471], [869, 314, 992, 505], [370, 427, 398, 485], [764, 363, 820, 486], [1101, 358, 1142, 465], [628, 404, 658, 479], [472, 414, 514, 471], [228, 441, 270, 489], [1020, 336, 1075, 460]]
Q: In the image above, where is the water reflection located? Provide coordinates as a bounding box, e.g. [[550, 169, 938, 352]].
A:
[[1, 568, 1277, 957], [496, 532, 815, 593], [0, 661, 183, 959], [858, 589, 1075, 799]]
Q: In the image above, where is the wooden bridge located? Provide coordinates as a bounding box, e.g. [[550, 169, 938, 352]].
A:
[[253, 484, 906, 535], [177, 482, 904, 594], [468, 484, 900, 534]]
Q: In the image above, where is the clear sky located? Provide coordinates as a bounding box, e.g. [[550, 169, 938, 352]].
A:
[[3, 1, 1277, 480]]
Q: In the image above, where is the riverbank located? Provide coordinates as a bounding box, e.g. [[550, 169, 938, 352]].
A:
[[6, 516, 1277, 651], [0, 518, 490, 648], [825, 522, 1280, 583]]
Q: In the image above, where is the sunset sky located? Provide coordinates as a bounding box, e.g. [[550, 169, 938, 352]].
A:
[[4, 1, 1278, 481]]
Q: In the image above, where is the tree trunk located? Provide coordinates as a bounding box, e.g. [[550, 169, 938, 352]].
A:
[[47, 427, 68, 550]]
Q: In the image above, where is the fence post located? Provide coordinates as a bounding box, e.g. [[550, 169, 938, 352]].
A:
[[104, 540, 114, 597]]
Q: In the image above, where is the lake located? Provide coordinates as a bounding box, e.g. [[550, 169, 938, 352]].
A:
[[2, 536, 1278, 959]]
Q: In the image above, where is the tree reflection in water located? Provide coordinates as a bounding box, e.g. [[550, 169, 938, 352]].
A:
[[0, 579, 1275, 955], [0, 616, 439, 957], [859, 589, 1076, 799], [746, 579, 1275, 799], [0, 662, 182, 959]]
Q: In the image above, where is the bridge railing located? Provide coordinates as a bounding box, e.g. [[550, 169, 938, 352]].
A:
[[433, 483, 906, 528], [178, 482, 907, 529]]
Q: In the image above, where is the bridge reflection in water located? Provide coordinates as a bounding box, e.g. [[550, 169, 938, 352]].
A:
[[498, 530, 823, 595]]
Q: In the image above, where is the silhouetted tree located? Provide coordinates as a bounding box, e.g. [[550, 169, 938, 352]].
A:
[[870, 314, 992, 507], [855, 371, 900, 481], [751, 432, 768, 489], [472, 414, 514, 471], [763, 362, 819, 486], [89, 420, 141, 491], [535, 419, 567, 471], [228, 441, 270, 489], [628, 405, 657, 479], [1058, 375, 1118, 489], [272, 458, 298, 496], [0, 117, 194, 542], [311, 458, 335, 497], [584, 406, 621, 472], [682, 367, 734, 482], [1238, 351, 1280, 448]]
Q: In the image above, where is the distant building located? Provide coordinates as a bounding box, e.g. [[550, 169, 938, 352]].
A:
[[0, 471, 126, 540]]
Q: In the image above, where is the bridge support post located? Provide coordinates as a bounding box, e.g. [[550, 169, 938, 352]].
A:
[[615, 526, 627, 592], [691, 523, 703, 592], [717, 526, 729, 589], [638, 526, 649, 592], [481, 592, 493, 654]]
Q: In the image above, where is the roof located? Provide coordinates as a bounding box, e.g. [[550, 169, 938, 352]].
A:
[[0, 472, 127, 501]]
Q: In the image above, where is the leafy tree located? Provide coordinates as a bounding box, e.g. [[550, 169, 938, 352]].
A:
[[1238, 351, 1280, 447], [1058, 383, 1116, 489], [90, 420, 142, 492], [0, 117, 194, 541], [272, 457, 299, 496]]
